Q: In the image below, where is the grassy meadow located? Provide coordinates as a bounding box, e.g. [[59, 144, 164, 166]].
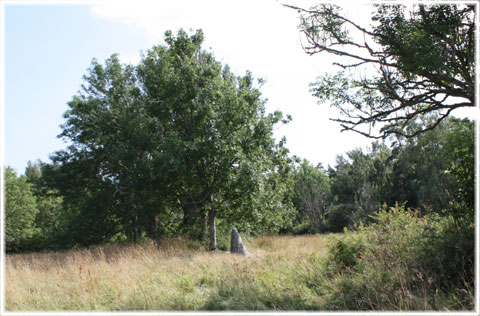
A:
[[6, 235, 332, 311], [7, 211, 474, 313]]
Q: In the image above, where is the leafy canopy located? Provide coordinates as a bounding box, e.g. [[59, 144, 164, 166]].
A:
[[287, 3, 475, 138], [48, 29, 292, 248]]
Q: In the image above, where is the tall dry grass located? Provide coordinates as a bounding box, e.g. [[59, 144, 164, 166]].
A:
[[6, 235, 330, 311]]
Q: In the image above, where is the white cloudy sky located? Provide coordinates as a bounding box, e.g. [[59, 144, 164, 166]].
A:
[[4, 0, 476, 174], [88, 0, 376, 163]]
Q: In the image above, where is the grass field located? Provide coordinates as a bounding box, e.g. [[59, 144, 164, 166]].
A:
[[6, 235, 332, 311]]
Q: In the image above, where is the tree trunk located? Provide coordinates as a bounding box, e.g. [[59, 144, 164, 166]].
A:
[[146, 215, 158, 245], [182, 203, 195, 227], [131, 215, 138, 243], [181, 197, 202, 238], [208, 207, 217, 251], [131, 193, 138, 243], [201, 211, 208, 242]]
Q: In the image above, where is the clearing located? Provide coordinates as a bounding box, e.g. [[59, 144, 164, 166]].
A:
[[6, 234, 331, 311]]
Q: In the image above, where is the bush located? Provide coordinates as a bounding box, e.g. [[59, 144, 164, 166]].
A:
[[291, 221, 323, 235], [324, 204, 355, 232], [327, 232, 364, 272], [319, 203, 474, 310]]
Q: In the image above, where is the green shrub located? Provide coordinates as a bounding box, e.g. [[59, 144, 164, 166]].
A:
[[327, 232, 364, 272], [292, 221, 323, 235], [319, 203, 474, 310], [325, 204, 355, 232]]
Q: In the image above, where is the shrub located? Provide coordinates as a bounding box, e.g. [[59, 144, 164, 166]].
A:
[[324, 204, 355, 232], [320, 203, 474, 310], [292, 221, 323, 235], [327, 232, 364, 272]]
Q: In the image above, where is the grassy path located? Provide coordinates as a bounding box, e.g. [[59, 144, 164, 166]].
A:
[[6, 235, 331, 311]]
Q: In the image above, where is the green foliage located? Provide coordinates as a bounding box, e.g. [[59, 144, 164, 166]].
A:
[[316, 203, 474, 310], [292, 3, 475, 138], [4, 167, 38, 252], [442, 118, 475, 219], [325, 142, 392, 231], [40, 158, 128, 249], [25, 160, 42, 180], [40, 29, 292, 249], [319, 116, 474, 234], [324, 204, 355, 232], [387, 116, 474, 216], [30, 192, 64, 250], [374, 4, 474, 81], [292, 159, 330, 229], [327, 232, 364, 272], [291, 221, 320, 235], [20, 161, 65, 250]]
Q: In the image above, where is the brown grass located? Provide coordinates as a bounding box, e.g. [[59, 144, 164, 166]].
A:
[[5, 235, 330, 311]]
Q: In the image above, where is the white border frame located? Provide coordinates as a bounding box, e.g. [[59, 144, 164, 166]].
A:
[[0, 0, 478, 315]]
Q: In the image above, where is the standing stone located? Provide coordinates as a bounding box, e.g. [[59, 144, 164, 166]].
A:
[[230, 228, 249, 256]]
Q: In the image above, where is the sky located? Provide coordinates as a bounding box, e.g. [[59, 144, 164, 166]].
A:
[[2, 0, 477, 174]]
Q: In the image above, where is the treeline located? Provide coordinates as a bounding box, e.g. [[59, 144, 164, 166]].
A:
[[5, 114, 474, 253], [290, 116, 475, 234]]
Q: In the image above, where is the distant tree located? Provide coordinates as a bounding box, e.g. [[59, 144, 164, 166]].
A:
[[439, 118, 474, 221], [324, 115, 475, 231], [23, 161, 65, 250], [388, 115, 450, 212], [292, 159, 331, 230], [288, 3, 475, 138], [25, 160, 42, 180], [4, 167, 38, 252], [326, 142, 393, 230], [385, 115, 474, 219]]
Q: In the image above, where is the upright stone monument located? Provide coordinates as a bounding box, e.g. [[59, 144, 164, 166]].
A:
[[230, 227, 249, 256]]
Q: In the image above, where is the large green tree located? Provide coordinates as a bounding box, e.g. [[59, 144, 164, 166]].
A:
[[51, 29, 291, 249], [288, 3, 475, 138], [137, 29, 292, 249]]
